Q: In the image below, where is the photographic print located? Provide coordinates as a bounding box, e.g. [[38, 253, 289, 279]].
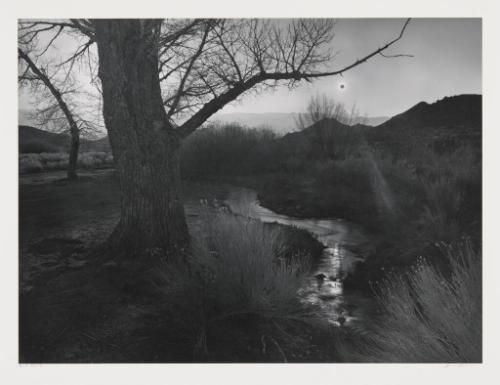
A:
[[17, 17, 482, 363]]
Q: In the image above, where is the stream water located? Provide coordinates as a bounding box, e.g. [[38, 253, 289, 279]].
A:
[[224, 187, 377, 328]]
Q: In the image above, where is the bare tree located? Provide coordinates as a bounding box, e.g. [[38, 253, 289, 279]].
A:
[[18, 29, 102, 179], [294, 93, 352, 130], [294, 93, 371, 130], [18, 48, 83, 179], [18, 18, 411, 256], [294, 93, 369, 158]]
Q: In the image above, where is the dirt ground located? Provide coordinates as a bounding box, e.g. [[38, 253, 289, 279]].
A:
[[19, 170, 230, 362]]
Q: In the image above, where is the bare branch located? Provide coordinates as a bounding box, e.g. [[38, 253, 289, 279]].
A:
[[36, 26, 65, 57], [176, 18, 411, 137], [166, 21, 213, 118], [288, 18, 412, 80], [18, 47, 79, 135], [379, 52, 414, 58]]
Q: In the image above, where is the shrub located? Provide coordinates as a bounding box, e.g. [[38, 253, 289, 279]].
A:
[[78, 151, 114, 168], [19, 155, 44, 174], [338, 240, 481, 363], [180, 123, 278, 179], [38, 152, 67, 162], [157, 208, 323, 359], [18, 151, 114, 174], [416, 175, 463, 245]]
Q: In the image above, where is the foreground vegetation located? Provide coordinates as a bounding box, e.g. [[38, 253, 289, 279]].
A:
[[157, 209, 481, 362], [337, 241, 481, 362], [19, 151, 113, 174], [157, 207, 335, 361]]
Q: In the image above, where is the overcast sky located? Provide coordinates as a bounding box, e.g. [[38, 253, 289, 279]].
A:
[[19, 18, 481, 119]]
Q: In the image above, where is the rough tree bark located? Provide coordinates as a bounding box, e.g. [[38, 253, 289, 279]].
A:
[[66, 130, 79, 180], [18, 48, 80, 180], [93, 20, 190, 255]]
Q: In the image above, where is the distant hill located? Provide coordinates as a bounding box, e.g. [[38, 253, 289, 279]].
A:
[[19, 125, 111, 153], [369, 94, 482, 151], [377, 94, 481, 132], [211, 112, 389, 135], [210, 112, 299, 135], [19, 125, 69, 152], [277, 94, 482, 159], [278, 117, 368, 160], [81, 136, 111, 152], [280, 117, 356, 145]]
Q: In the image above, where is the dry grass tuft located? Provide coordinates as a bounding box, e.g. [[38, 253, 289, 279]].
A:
[[338, 240, 481, 363]]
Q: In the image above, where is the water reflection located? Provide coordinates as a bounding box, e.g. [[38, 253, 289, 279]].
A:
[[225, 187, 374, 327]]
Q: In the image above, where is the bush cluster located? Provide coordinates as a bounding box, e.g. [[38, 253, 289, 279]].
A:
[[19, 151, 114, 174]]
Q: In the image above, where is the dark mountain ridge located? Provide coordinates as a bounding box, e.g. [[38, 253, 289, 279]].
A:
[[378, 94, 481, 131], [278, 94, 482, 159], [369, 94, 482, 152], [19, 125, 111, 153]]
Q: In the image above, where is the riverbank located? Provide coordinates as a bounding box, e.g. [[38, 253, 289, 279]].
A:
[[179, 117, 481, 291], [191, 174, 378, 289], [191, 150, 481, 291]]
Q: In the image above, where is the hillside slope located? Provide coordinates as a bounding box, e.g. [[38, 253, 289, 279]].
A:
[[19, 125, 111, 153], [368, 94, 482, 152], [378, 94, 481, 131]]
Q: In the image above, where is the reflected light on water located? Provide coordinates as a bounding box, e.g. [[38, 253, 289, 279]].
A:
[[225, 187, 374, 328]]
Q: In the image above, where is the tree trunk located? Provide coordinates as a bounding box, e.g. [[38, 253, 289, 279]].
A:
[[94, 20, 190, 255], [67, 124, 80, 180]]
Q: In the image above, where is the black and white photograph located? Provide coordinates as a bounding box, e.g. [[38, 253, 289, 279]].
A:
[[2, 0, 500, 382]]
